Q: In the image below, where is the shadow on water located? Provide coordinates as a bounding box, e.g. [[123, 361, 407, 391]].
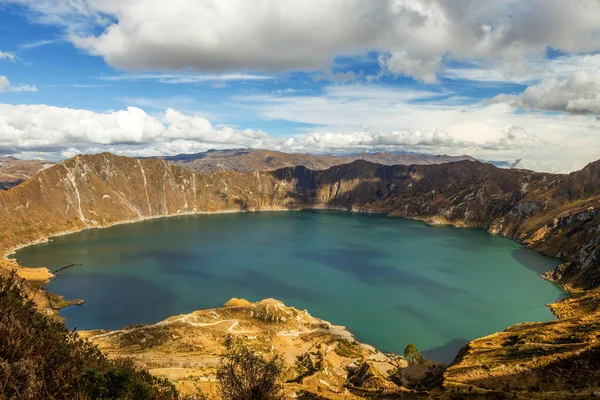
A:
[[295, 247, 471, 302], [396, 303, 458, 339], [132, 250, 216, 278], [510, 247, 561, 275], [422, 338, 470, 364], [132, 250, 323, 304], [124, 250, 323, 307], [49, 272, 176, 331], [430, 260, 460, 275]]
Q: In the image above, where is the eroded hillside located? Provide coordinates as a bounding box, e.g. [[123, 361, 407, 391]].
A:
[[1, 152, 600, 399], [2, 152, 596, 288]]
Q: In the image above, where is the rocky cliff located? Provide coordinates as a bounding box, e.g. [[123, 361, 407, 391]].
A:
[[0, 153, 294, 254], [2, 152, 600, 399], [273, 159, 600, 289], [1, 152, 598, 289]]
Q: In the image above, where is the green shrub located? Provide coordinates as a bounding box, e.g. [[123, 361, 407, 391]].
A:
[[334, 339, 361, 358], [0, 272, 179, 400], [404, 343, 422, 363], [216, 335, 284, 400]]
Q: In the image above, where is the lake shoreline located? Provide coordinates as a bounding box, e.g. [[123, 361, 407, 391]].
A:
[[4, 205, 572, 370], [10, 207, 568, 366]]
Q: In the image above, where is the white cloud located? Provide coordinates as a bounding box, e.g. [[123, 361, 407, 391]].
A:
[[494, 72, 600, 115], [8, 84, 38, 92], [236, 85, 600, 172], [0, 104, 273, 155], [20, 39, 63, 50], [380, 52, 442, 84], [8, 0, 600, 82], [0, 50, 16, 61], [1, 84, 599, 173], [0, 76, 38, 92], [444, 53, 600, 84], [0, 77, 9, 91]]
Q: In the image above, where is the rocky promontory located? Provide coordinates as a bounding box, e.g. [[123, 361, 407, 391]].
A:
[[80, 298, 443, 398]]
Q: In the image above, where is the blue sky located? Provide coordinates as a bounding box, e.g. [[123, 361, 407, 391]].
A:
[[0, 0, 599, 172]]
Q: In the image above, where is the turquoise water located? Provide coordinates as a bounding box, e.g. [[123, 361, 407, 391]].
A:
[[12, 210, 564, 362]]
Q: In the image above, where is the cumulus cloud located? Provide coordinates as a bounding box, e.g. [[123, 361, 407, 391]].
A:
[[0, 104, 273, 155], [505, 72, 600, 115], [380, 52, 442, 84], [481, 126, 553, 151], [1, 85, 599, 173], [9, 0, 600, 82], [235, 85, 600, 172], [0, 76, 38, 92], [296, 130, 466, 152]]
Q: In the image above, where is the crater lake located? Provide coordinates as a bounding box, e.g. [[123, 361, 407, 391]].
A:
[[12, 210, 564, 362]]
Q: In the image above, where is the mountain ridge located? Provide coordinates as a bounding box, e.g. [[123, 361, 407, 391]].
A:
[[1, 152, 597, 286], [1, 152, 600, 398], [150, 148, 477, 174]]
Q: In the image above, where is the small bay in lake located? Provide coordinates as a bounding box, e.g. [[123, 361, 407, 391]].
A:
[[12, 210, 564, 362]]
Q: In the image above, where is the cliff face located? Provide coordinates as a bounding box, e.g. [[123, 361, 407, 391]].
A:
[[0, 153, 294, 253], [274, 160, 600, 288], [1, 153, 599, 289], [2, 152, 600, 398]]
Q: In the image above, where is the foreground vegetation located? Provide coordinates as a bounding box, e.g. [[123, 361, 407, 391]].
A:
[[0, 273, 303, 399], [0, 273, 180, 400], [217, 335, 285, 400]]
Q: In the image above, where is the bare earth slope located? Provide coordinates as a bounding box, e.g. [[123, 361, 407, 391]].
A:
[[1, 152, 600, 398], [158, 148, 475, 173]]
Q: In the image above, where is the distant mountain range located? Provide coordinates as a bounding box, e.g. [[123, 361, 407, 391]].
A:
[[0, 157, 55, 190], [154, 148, 476, 173]]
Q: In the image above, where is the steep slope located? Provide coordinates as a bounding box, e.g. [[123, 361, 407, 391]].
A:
[[0, 153, 294, 254], [442, 287, 600, 399], [272, 160, 599, 288], [1, 153, 598, 287], [157, 148, 475, 173], [2, 152, 600, 398]]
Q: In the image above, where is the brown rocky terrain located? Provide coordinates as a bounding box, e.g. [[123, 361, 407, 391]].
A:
[[81, 298, 442, 399], [156, 148, 475, 173], [1, 152, 600, 398], [0, 156, 54, 190]]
